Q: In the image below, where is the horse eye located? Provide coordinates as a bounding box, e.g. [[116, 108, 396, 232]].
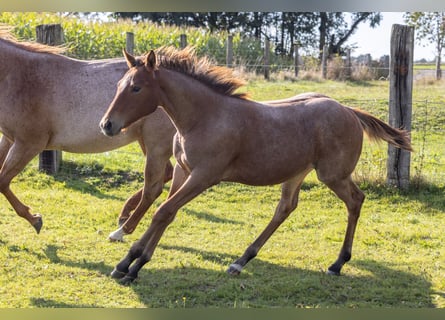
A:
[[131, 86, 141, 93]]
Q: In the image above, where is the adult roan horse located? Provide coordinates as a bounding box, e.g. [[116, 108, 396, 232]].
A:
[[0, 29, 176, 239], [100, 47, 413, 284]]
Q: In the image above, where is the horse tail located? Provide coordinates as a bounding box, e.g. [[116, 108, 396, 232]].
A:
[[351, 108, 413, 151]]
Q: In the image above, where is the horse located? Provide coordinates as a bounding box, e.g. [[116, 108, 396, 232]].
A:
[[0, 29, 177, 240], [100, 47, 413, 284]]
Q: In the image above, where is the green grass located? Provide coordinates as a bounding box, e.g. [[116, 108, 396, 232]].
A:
[[0, 79, 444, 308]]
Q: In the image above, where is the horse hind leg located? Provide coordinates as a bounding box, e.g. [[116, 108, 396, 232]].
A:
[[322, 175, 365, 275], [0, 140, 45, 233], [227, 171, 309, 275]]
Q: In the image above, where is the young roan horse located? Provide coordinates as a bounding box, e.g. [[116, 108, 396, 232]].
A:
[[0, 29, 176, 239], [100, 47, 413, 285]]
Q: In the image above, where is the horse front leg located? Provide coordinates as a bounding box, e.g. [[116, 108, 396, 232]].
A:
[[111, 170, 215, 285], [0, 135, 12, 165], [116, 188, 143, 227], [114, 160, 173, 229], [109, 152, 172, 242], [0, 140, 45, 233]]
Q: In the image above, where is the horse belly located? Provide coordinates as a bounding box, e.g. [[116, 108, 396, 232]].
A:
[[224, 152, 314, 186], [48, 125, 140, 153]]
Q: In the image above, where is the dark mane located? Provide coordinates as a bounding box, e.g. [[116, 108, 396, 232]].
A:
[[141, 46, 248, 99], [0, 27, 66, 55]]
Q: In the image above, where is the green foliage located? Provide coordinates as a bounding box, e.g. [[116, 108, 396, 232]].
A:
[[0, 12, 444, 307], [0, 12, 264, 65], [0, 79, 444, 308]]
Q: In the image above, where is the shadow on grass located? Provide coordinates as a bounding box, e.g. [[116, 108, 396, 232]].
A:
[[37, 242, 435, 308], [43, 244, 111, 277], [358, 180, 445, 214], [30, 298, 96, 308], [182, 208, 243, 225], [52, 160, 144, 200]]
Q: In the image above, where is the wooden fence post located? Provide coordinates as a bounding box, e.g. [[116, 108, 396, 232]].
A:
[[294, 43, 299, 77], [126, 32, 134, 54], [180, 34, 187, 49], [321, 44, 328, 79], [387, 24, 414, 189], [264, 37, 270, 80], [36, 24, 63, 174], [226, 35, 233, 68]]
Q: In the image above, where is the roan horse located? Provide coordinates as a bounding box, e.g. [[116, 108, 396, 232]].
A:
[[0, 29, 176, 239], [100, 47, 413, 284]]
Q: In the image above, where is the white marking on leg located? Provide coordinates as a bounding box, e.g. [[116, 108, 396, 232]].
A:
[[108, 227, 125, 242]]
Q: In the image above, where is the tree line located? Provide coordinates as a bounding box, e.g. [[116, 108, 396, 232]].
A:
[[111, 12, 382, 59]]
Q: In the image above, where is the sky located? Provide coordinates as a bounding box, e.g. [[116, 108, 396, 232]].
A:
[[346, 12, 436, 61]]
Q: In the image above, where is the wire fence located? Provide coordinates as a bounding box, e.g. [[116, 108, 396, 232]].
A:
[[55, 97, 444, 189], [30, 28, 445, 188], [339, 98, 445, 187]]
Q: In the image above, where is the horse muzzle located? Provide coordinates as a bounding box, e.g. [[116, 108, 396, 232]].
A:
[[100, 118, 121, 137]]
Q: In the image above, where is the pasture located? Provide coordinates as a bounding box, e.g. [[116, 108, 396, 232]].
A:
[[0, 79, 444, 308]]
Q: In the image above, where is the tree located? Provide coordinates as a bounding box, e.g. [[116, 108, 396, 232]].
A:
[[111, 12, 382, 62], [318, 12, 382, 59], [404, 12, 445, 79]]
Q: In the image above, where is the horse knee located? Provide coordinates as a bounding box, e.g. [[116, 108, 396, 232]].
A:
[[142, 181, 163, 203], [152, 206, 176, 226], [0, 178, 10, 194], [273, 198, 298, 224]]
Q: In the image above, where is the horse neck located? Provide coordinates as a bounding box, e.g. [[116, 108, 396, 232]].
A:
[[157, 68, 223, 133]]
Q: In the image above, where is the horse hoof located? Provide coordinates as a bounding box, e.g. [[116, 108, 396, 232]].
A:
[[326, 268, 341, 276], [227, 263, 242, 276], [33, 216, 43, 234], [119, 275, 137, 286], [108, 228, 125, 242], [110, 268, 127, 279]]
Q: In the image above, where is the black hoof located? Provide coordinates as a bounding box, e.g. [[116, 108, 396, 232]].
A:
[[110, 268, 127, 279], [33, 216, 43, 234], [119, 275, 137, 286], [327, 265, 341, 276], [227, 264, 242, 276]]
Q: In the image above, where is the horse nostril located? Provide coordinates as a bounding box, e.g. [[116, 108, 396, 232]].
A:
[[104, 120, 112, 131], [100, 119, 113, 135]]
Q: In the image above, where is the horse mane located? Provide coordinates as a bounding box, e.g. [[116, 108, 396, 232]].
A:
[[0, 26, 66, 55], [148, 46, 248, 100]]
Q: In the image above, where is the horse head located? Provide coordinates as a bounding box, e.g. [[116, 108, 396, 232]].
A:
[[100, 49, 161, 137]]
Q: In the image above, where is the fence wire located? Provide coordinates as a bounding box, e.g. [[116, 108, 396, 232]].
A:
[[338, 98, 445, 186], [53, 98, 444, 189]]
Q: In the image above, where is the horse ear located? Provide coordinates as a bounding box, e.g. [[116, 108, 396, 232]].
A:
[[145, 50, 157, 71], [123, 48, 137, 69]]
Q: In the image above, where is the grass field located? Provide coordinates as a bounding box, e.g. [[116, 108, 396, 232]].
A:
[[0, 79, 444, 308]]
